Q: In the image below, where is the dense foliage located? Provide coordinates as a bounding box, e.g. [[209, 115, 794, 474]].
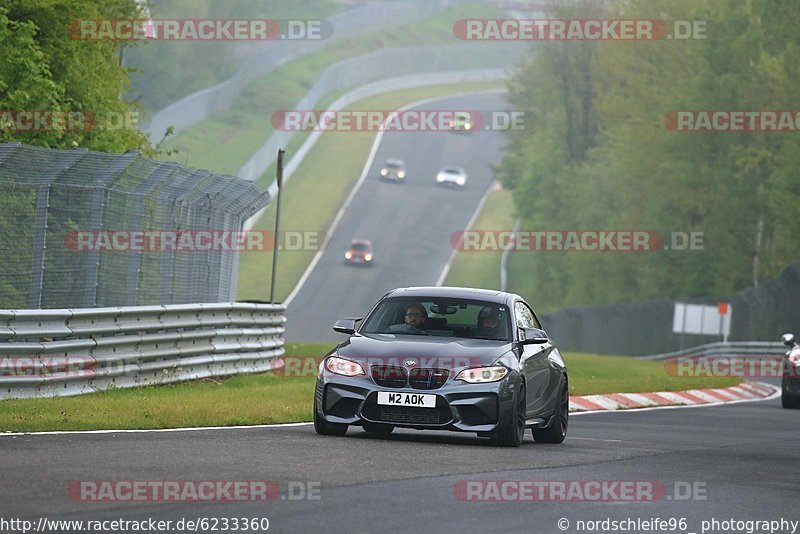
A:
[[0, 0, 149, 152], [499, 0, 800, 308]]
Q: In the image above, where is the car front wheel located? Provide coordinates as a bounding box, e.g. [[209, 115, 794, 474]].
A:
[[314, 396, 347, 436], [781, 376, 799, 408], [533, 375, 568, 444], [781, 392, 799, 409], [493, 383, 526, 447]]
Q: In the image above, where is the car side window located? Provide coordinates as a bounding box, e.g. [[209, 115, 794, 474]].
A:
[[514, 301, 534, 330], [527, 304, 542, 329]]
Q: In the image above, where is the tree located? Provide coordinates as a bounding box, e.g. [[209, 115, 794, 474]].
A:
[[0, 0, 149, 152]]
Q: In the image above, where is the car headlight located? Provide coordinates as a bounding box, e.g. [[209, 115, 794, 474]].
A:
[[455, 366, 508, 383], [457, 177, 466, 185], [345, 251, 352, 259], [364, 253, 373, 261], [464, 122, 471, 130], [397, 171, 405, 178], [436, 175, 444, 182], [325, 356, 365, 376]]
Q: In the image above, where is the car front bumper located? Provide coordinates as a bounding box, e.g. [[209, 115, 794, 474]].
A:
[[315, 371, 517, 433], [345, 256, 372, 265], [435, 180, 465, 188]]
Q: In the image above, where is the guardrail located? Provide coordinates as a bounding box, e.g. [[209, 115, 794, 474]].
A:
[[243, 68, 511, 226], [0, 302, 285, 399], [636, 341, 786, 361], [143, 0, 451, 139], [237, 42, 526, 184]]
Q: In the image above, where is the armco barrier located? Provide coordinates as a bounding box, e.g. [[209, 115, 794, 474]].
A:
[[0, 302, 285, 399], [243, 68, 511, 231], [635, 341, 785, 361], [237, 43, 526, 184], [143, 0, 451, 139]]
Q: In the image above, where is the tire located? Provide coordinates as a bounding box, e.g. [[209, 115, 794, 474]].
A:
[[533, 375, 568, 444], [781, 376, 799, 408], [313, 397, 347, 436], [493, 383, 526, 447], [781, 393, 799, 409], [362, 422, 394, 435]]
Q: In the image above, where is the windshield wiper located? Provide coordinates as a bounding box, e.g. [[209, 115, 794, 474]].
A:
[[374, 331, 429, 336]]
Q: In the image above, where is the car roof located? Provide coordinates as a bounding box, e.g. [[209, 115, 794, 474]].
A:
[[384, 286, 517, 305]]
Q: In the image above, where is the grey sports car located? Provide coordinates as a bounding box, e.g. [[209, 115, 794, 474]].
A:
[[314, 286, 569, 447]]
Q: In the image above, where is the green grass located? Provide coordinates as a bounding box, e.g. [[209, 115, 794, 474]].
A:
[[0, 345, 740, 432], [160, 2, 505, 174], [564, 353, 739, 396], [236, 82, 505, 302], [444, 185, 516, 290]]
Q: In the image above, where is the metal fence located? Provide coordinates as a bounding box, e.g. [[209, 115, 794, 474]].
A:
[[0, 143, 269, 309], [0, 302, 284, 399], [541, 261, 800, 357], [144, 0, 455, 140], [635, 341, 786, 361]]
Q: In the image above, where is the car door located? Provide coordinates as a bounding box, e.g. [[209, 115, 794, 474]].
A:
[[515, 301, 554, 416]]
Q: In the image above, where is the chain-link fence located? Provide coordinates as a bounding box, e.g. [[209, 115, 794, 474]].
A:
[[144, 0, 455, 140], [0, 142, 269, 309], [541, 261, 800, 357]]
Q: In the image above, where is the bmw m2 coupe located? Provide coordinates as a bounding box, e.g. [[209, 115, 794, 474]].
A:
[[314, 287, 568, 447]]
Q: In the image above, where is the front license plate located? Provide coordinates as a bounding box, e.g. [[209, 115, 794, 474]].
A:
[[377, 391, 436, 409]]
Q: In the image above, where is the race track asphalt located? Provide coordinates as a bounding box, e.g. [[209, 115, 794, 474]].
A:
[[2, 388, 797, 534], [284, 92, 507, 343]]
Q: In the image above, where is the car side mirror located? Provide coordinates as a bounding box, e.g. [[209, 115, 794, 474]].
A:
[[333, 317, 363, 335], [521, 327, 549, 345], [782, 333, 796, 347]]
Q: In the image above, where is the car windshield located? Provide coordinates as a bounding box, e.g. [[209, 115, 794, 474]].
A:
[[443, 168, 461, 174], [361, 297, 511, 341], [385, 161, 402, 169], [350, 243, 369, 251]]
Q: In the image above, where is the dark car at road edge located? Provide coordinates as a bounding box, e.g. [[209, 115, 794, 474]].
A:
[[781, 332, 800, 408]]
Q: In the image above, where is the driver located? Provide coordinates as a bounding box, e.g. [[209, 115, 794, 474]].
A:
[[389, 303, 428, 334], [476, 306, 505, 339]]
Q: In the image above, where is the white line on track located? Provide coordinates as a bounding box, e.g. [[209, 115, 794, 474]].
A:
[[285, 89, 507, 305], [570, 382, 780, 416], [0, 421, 313, 437], [568, 437, 623, 442], [436, 180, 500, 286], [1, 383, 778, 437]]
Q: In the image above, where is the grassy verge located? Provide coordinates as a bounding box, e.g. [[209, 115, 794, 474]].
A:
[[565, 353, 739, 396], [235, 82, 505, 301], [0, 346, 740, 432], [160, 2, 504, 174], [444, 185, 516, 289]]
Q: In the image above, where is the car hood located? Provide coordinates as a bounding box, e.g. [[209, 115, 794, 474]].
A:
[[336, 334, 511, 369]]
